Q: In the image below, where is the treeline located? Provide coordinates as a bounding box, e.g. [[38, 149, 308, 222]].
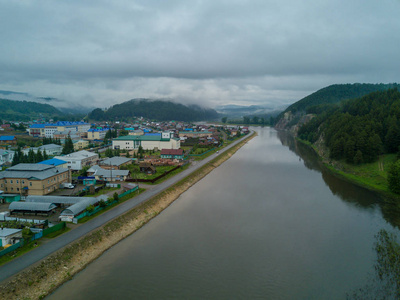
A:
[[298, 89, 400, 164], [222, 116, 274, 125], [0, 98, 63, 121], [12, 148, 49, 165], [88, 99, 219, 122], [276, 83, 400, 127]]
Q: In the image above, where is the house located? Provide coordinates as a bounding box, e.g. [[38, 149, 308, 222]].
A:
[[0, 149, 15, 166], [73, 140, 89, 151], [87, 165, 129, 181], [112, 132, 180, 151], [28, 121, 90, 138], [100, 157, 132, 170], [179, 131, 213, 138], [87, 128, 109, 140], [23, 144, 63, 156], [160, 149, 184, 160], [0, 163, 71, 196], [0, 136, 17, 145], [38, 158, 68, 168], [54, 150, 99, 171], [139, 162, 156, 174], [0, 228, 22, 247]]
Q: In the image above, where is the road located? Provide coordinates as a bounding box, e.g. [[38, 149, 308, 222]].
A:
[[0, 132, 254, 283]]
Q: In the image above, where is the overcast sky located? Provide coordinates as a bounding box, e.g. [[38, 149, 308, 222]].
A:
[[1, 0, 400, 110]]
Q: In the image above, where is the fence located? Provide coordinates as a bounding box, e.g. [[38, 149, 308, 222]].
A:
[[119, 185, 139, 198], [187, 147, 216, 157], [0, 222, 66, 257], [126, 165, 182, 184]]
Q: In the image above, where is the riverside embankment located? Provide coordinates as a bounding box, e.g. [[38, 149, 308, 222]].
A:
[[0, 132, 256, 300]]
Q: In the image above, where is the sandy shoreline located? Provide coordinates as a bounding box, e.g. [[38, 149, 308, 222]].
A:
[[0, 133, 256, 300]]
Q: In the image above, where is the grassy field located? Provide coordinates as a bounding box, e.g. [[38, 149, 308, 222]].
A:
[[324, 154, 397, 195]]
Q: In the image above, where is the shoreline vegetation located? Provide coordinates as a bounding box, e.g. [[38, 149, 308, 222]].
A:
[[296, 137, 400, 201], [0, 132, 256, 300]]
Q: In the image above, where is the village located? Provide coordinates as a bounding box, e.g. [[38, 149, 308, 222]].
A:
[[0, 117, 249, 258]]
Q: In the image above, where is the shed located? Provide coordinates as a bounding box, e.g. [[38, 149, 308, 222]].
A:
[[0, 194, 21, 203], [9, 201, 57, 215], [59, 195, 106, 221], [0, 228, 22, 247], [139, 162, 156, 174], [26, 195, 90, 206]]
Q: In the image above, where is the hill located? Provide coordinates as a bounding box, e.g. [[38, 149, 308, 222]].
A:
[[275, 83, 400, 129], [0, 98, 63, 121], [88, 99, 220, 122], [298, 89, 400, 163]]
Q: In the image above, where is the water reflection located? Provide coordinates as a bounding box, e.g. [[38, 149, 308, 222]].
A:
[[276, 129, 400, 228]]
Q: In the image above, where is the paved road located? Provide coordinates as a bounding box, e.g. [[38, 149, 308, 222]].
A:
[[0, 132, 254, 283]]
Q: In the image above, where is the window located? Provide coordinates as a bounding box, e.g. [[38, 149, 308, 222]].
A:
[[30, 182, 32, 186], [10, 180, 13, 184], [22, 180, 24, 184], [17, 188, 19, 191], [11, 188, 13, 191], [16, 180, 19, 184]]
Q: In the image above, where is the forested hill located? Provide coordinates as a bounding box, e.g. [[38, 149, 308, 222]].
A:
[[276, 83, 400, 126], [88, 99, 220, 122], [298, 89, 400, 164], [0, 98, 63, 121]]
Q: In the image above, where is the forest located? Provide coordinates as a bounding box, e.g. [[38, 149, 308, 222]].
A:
[[88, 99, 219, 122], [0, 98, 63, 121], [276, 83, 400, 127], [298, 89, 400, 164]]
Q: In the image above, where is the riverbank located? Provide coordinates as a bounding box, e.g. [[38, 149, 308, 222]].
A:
[[296, 137, 400, 201], [0, 132, 256, 300]]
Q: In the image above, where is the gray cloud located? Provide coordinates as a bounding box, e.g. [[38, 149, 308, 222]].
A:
[[0, 0, 399, 109]]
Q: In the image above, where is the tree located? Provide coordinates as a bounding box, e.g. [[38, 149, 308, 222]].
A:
[[36, 149, 43, 163], [119, 129, 129, 136], [105, 148, 114, 158], [113, 192, 119, 202], [62, 134, 74, 155], [43, 149, 49, 160], [252, 116, 259, 124], [221, 117, 227, 124], [86, 205, 95, 213], [243, 116, 250, 124], [388, 160, 400, 194]]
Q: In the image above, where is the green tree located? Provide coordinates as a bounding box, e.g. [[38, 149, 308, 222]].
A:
[[86, 205, 95, 213], [388, 160, 400, 194], [62, 134, 74, 155], [221, 117, 227, 124], [113, 192, 119, 202]]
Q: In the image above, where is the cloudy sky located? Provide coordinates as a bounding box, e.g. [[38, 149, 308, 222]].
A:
[[1, 0, 400, 110]]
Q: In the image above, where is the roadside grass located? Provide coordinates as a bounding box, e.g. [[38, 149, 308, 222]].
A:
[[78, 188, 146, 223], [0, 241, 41, 267]]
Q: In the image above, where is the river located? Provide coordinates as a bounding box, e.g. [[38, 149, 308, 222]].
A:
[[48, 127, 399, 299]]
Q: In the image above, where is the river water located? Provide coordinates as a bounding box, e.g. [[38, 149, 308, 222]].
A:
[[48, 127, 399, 299]]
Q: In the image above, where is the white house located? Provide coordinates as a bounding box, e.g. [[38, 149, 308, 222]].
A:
[[0, 149, 15, 165], [54, 150, 99, 171], [0, 228, 22, 247], [22, 144, 63, 156], [112, 132, 180, 151]]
